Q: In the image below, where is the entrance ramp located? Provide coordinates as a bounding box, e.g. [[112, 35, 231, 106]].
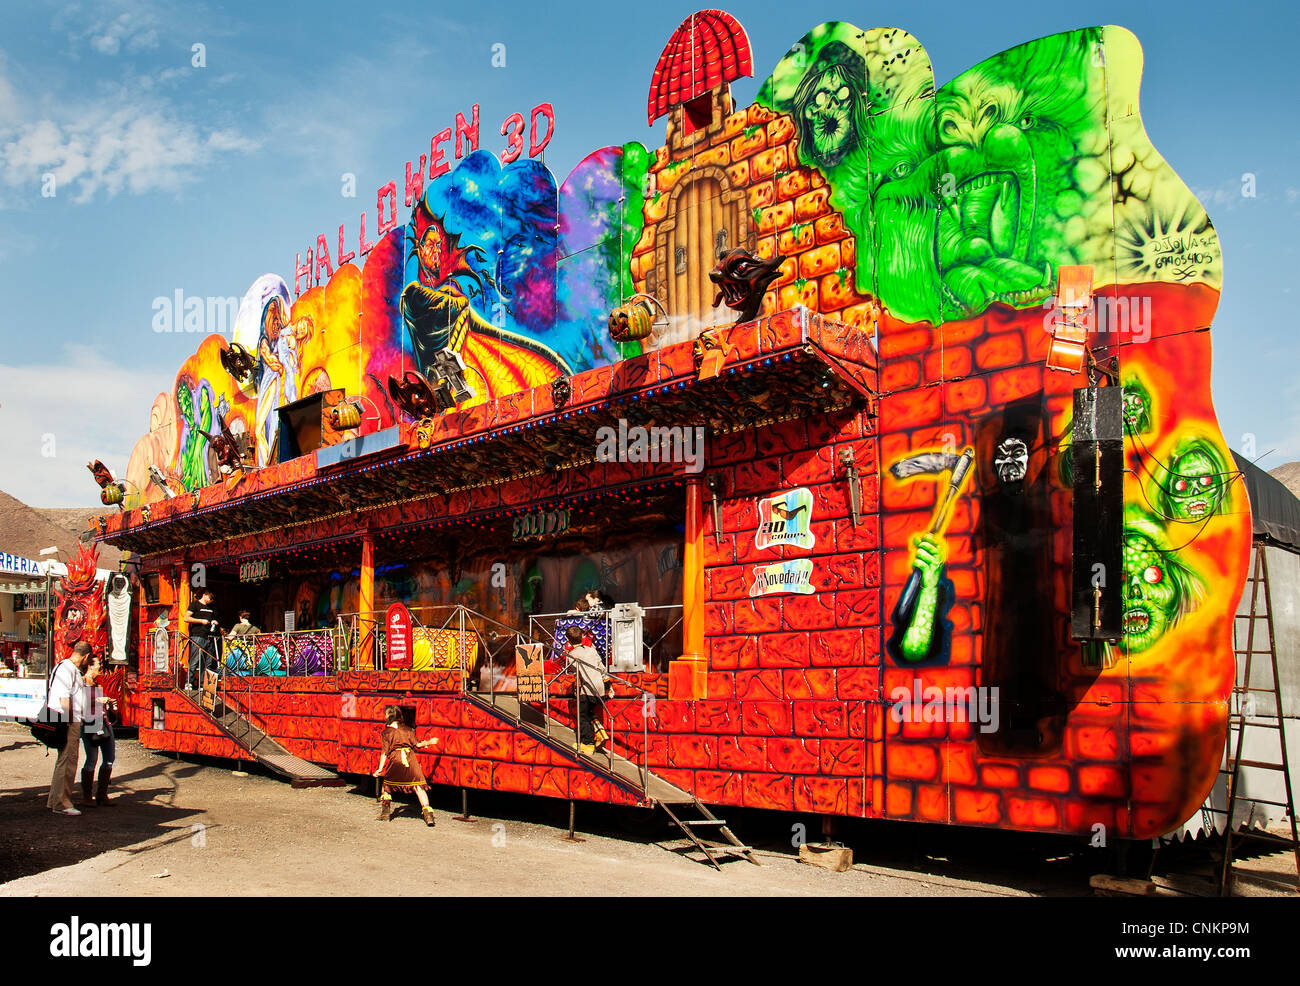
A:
[[177, 687, 345, 788]]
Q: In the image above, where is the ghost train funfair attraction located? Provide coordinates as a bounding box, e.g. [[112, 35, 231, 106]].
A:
[[90, 11, 1248, 854]]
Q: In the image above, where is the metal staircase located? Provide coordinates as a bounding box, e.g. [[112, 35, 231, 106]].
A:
[[177, 687, 345, 788], [465, 688, 758, 869]]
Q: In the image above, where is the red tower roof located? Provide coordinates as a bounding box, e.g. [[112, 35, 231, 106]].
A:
[[647, 9, 753, 126]]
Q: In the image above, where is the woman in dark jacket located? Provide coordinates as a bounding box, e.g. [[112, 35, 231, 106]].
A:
[[372, 706, 439, 825]]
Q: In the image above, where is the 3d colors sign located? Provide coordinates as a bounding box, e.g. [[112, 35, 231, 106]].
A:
[[755, 488, 815, 550]]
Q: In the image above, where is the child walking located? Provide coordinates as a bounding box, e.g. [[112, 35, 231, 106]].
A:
[[372, 706, 440, 826]]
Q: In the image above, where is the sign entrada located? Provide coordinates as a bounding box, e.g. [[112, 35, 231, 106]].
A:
[[293, 102, 556, 296], [239, 558, 269, 583]]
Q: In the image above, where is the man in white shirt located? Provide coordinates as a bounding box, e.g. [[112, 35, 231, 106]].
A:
[[46, 642, 92, 816]]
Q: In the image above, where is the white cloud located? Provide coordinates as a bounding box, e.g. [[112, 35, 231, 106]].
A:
[[0, 344, 170, 508], [59, 4, 162, 57], [0, 65, 261, 204]]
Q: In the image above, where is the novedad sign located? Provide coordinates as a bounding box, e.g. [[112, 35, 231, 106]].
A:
[[293, 102, 556, 295], [385, 602, 414, 669]]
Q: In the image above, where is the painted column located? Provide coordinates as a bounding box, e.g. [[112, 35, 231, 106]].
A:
[[669, 475, 707, 700], [175, 561, 190, 684], [359, 531, 375, 670]]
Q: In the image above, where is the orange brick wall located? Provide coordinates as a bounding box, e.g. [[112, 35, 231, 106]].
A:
[[632, 102, 877, 333]]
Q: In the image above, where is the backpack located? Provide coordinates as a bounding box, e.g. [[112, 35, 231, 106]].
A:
[[27, 664, 71, 750]]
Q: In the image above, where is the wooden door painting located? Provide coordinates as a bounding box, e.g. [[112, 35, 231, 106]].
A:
[[656, 167, 748, 344]]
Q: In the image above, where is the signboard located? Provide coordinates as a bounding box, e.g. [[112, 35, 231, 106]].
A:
[[515, 643, 545, 703], [284, 610, 295, 633], [0, 678, 47, 720], [200, 669, 218, 713], [512, 508, 570, 541], [16, 591, 49, 612], [239, 558, 269, 582], [0, 553, 45, 578], [290, 102, 556, 295], [755, 488, 816, 551], [152, 627, 170, 672], [748, 560, 816, 597], [385, 603, 414, 669]]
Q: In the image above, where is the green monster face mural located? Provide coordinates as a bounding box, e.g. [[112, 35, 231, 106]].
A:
[[759, 26, 1218, 326], [1120, 508, 1205, 653], [1122, 374, 1154, 435], [791, 42, 868, 169], [1154, 437, 1229, 522]]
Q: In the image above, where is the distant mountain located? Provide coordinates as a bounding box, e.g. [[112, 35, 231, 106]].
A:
[[0, 490, 125, 571], [1267, 462, 1300, 501]]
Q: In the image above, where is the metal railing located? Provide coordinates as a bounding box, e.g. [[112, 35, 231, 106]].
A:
[[457, 606, 657, 792], [527, 604, 683, 674], [148, 605, 661, 793]]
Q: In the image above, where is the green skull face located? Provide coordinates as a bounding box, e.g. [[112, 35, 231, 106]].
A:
[[801, 64, 858, 167], [1122, 383, 1152, 435], [1121, 533, 1178, 652], [1166, 447, 1223, 521]]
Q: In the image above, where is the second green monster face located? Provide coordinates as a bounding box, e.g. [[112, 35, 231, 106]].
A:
[[1166, 447, 1222, 521], [1121, 532, 1178, 653]]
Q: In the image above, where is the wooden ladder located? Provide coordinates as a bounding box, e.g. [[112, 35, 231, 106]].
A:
[[659, 798, 761, 870]]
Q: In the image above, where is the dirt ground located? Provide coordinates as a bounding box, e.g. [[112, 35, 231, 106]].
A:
[[1, 723, 1294, 897]]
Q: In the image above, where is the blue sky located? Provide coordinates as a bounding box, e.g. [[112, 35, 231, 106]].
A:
[[0, 0, 1295, 508]]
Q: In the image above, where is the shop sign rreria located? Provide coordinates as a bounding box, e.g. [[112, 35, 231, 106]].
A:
[[0, 553, 45, 578]]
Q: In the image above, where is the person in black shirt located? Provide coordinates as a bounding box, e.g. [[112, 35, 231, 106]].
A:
[[184, 590, 220, 689]]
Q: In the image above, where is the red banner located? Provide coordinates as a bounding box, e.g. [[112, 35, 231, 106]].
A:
[[385, 603, 414, 669]]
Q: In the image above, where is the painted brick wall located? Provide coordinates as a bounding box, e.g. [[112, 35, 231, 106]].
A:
[[632, 102, 878, 333], [875, 295, 1142, 835]]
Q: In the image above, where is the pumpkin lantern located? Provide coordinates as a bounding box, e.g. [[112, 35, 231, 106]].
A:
[[608, 294, 668, 343]]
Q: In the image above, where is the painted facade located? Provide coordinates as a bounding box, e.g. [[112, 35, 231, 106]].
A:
[[97, 15, 1248, 840]]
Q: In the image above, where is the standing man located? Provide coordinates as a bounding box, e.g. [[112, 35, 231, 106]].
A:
[[184, 589, 220, 690], [566, 625, 608, 755], [46, 642, 92, 816]]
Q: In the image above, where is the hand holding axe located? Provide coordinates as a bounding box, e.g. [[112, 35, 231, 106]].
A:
[[889, 447, 975, 618]]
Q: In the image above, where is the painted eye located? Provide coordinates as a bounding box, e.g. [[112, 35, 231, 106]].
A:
[[892, 161, 912, 179], [1143, 566, 1163, 585], [1019, 115, 1036, 129], [836, 86, 851, 102], [1198, 475, 1214, 487], [1174, 479, 1188, 492]]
